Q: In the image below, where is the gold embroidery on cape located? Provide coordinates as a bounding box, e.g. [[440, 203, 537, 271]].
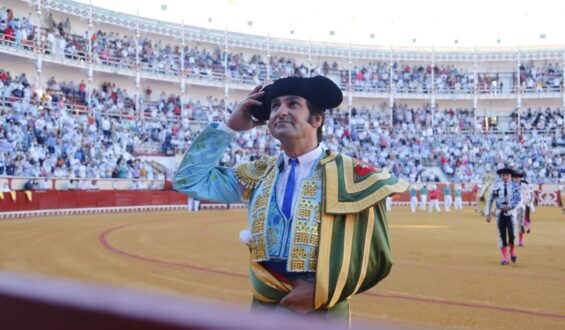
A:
[[324, 155, 409, 214], [328, 213, 356, 307], [352, 207, 375, 295], [315, 210, 334, 309], [344, 156, 392, 193]]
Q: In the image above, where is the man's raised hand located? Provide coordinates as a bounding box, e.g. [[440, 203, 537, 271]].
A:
[[226, 85, 266, 132]]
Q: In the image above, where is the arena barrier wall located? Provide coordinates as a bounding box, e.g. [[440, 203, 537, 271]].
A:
[[0, 182, 557, 219], [0, 190, 188, 213], [0, 186, 475, 212], [0, 188, 249, 219], [0, 271, 390, 330], [7, 177, 166, 191]]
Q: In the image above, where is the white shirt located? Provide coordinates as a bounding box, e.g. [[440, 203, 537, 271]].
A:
[[218, 123, 323, 213], [275, 145, 323, 215]]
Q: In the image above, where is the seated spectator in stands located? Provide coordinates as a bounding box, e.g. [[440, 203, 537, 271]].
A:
[[77, 179, 87, 190], [112, 180, 120, 190], [86, 179, 99, 190], [38, 178, 51, 190], [130, 180, 146, 190], [23, 179, 34, 190], [66, 179, 77, 190], [130, 181, 138, 190], [20, 179, 39, 190]]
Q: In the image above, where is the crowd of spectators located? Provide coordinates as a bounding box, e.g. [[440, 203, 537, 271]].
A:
[[392, 104, 478, 134], [2, 65, 565, 184], [2, 8, 565, 186], [327, 109, 565, 184], [519, 62, 563, 93], [0, 65, 232, 123], [0, 103, 161, 182], [347, 63, 477, 94], [4, 58, 565, 183], [510, 107, 564, 131], [1, 7, 563, 94]]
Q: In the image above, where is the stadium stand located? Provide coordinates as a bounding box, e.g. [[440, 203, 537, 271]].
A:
[[0, 0, 564, 208]]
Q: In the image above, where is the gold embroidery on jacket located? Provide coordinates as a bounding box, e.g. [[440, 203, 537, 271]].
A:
[[287, 167, 323, 272], [249, 167, 277, 261], [235, 156, 277, 201]]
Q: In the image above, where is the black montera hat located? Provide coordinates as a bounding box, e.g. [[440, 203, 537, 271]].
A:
[[512, 171, 524, 178], [496, 168, 514, 176], [250, 75, 343, 121]]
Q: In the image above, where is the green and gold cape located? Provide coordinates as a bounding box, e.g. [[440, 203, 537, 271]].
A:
[[236, 151, 408, 312]]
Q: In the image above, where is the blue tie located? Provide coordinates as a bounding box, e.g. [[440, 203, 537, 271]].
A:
[[282, 158, 298, 219]]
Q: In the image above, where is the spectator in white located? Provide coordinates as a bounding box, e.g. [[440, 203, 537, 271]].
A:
[[39, 178, 51, 190], [145, 163, 154, 180], [101, 116, 111, 137], [0, 7, 8, 23], [53, 165, 67, 178], [86, 179, 99, 190], [137, 180, 147, 190], [66, 179, 77, 190], [187, 196, 200, 212], [130, 180, 142, 190], [77, 180, 87, 190], [55, 34, 67, 57]]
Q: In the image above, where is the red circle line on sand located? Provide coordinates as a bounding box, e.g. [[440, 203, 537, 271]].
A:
[[98, 222, 565, 321], [366, 292, 565, 320], [98, 221, 247, 279]]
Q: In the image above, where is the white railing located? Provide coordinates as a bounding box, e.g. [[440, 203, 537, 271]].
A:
[[0, 203, 247, 220], [1, 32, 563, 98], [1, 177, 165, 191]]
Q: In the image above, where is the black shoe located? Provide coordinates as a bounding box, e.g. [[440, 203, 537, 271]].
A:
[[511, 256, 517, 263], [500, 260, 509, 265]]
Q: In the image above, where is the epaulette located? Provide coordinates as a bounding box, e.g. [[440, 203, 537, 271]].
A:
[[234, 156, 278, 201]]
